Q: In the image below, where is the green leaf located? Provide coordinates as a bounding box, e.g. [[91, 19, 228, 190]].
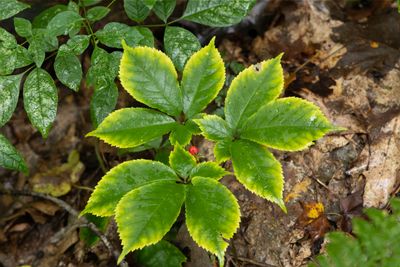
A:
[[29, 28, 59, 52], [90, 82, 118, 128], [194, 114, 232, 141], [0, 47, 17, 75], [169, 144, 196, 178], [66, 34, 90, 55], [230, 139, 285, 210], [68, 1, 80, 13], [80, 0, 102, 6], [185, 177, 240, 265], [87, 108, 177, 148], [32, 5, 67, 28], [96, 22, 154, 48], [0, 0, 29, 21], [86, 47, 119, 87], [54, 48, 82, 91], [87, 6, 110, 22], [82, 159, 177, 217], [164, 26, 200, 72], [0, 27, 17, 48], [79, 214, 109, 246], [241, 97, 335, 151], [214, 140, 231, 163], [28, 38, 45, 67], [153, 0, 176, 22], [120, 43, 182, 116], [14, 45, 33, 68], [47, 10, 82, 36], [190, 162, 227, 180], [181, 0, 255, 27], [23, 68, 58, 138], [0, 134, 28, 174], [0, 74, 22, 127], [181, 38, 225, 118], [123, 0, 155, 22], [169, 124, 193, 146], [14, 17, 32, 38], [116, 180, 185, 262], [135, 240, 186, 267], [225, 54, 284, 131]]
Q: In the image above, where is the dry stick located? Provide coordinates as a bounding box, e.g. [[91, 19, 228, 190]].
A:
[[0, 189, 128, 267]]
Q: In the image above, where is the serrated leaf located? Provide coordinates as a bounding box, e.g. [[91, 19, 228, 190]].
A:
[[195, 114, 232, 141], [90, 82, 118, 128], [241, 97, 335, 151], [214, 140, 231, 163], [96, 22, 154, 48], [79, 214, 109, 246], [87, 6, 110, 22], [169, 144, 196, 178], [66, 34, 90, 55], [87, 108, 177, 148], [116, 180, 185, 262], [0, 74, 22, 127], [181, 0, 255, 27], [181, 38, 225, 118], [23, 68, 58, 138], [135, 240, 186, 267], [54, 48, 82, 91], [0, 0, 29, 21], [230, 139, 285, 210], [225, 54, 284, 131], [119, 43, 182, 116], [164, 26, 200, 72], [0, 134, 28, 174], [82, 159, 177, 217], [32, 5, 67, 28], [185, 177, 240, 265], [123, 0, 155, 22], [14, 17, 32, 38], [169, 124, 193, 146], [190, 162, 227, 180], [47, 11, 82, 36], [153, 0, 176, 22]]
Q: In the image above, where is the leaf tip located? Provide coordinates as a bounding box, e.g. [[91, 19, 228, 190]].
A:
[[209, 36, 216, 47]]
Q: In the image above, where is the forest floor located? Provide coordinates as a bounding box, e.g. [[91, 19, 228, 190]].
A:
[[1, 1, 400, 267]]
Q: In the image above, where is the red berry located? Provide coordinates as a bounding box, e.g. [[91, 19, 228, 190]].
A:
[[189, 146, 199, 155]]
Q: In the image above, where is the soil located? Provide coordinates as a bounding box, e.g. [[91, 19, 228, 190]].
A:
[[1, 1, 400, 267]]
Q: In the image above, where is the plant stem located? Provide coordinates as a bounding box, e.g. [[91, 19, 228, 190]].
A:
[[95, 140, 108, 174]]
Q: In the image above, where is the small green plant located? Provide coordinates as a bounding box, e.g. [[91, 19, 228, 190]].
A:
[[82, 38, 339, 265], [310, 198, 400, 267]]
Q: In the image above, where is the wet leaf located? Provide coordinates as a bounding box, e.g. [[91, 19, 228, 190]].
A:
[[65, 34, 90, 55], [47, 11, 83, 36], [14, 45, 33, 68], [119, 42, 182, 116], [135, 240, 186, 267], [0, 134, 28, 174], [28, 38, 45, 67], [87, 108, 177, 148], [164, 26, 200, 72], [14, 17, 32, 38], [123, 0, 156, 22], [181, 0, 255, 27], [82, 159, 177, 217], [153, 0, 176, 22], [169, 144, 196, 178], [90, 82, 118, 128], [189, 162, 227, 180], [194, 114, 232, 141], [169, 123, 194, 146], [0, 74, 23, 127], [86, 46, 119, 87], [185, 177, 240, 266], [54, 48, 82, 91], [0, 0, 29, 21], [32, 5, 67, 28], [87, 6, 110, 22], [214, 140, 231, 163], [116, 180, 185, 263], [23, 68, 58, 138]]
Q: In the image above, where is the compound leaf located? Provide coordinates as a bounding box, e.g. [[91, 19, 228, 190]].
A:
[[231, 139, 285, 210], [194, 114, 232, 141], [87, 108, 177, 148], [123, 0, 155, 22], [28, 38, 45, 67], [119, 43, 182, 116], [54, 48, 82, 91], [181, 38, 225, 118], [0, 74, 22, 127], [96, 22, 154, 48], [23, 68, 58, 138], [135, 240, 186, 267], [169, 144, 196, 178], [86, 47, 120, 87], [225, 54, 284, 131], [32, 5, 67, 28], [164, 26, 200, 72], [86, 6, 110, 22], [153, 0, 176, 22], [0, 0, 29, 21], [90, 82, 118, 128], [190, 162, 227, 180], [0, 134, 28, 174], [241, 97, 335, 151], [185, 177, 240, 265], [82, 159, 177, 217], [181, 0, 255, 27], [116, 180, 185, 262], [66, 34, 90, 55], [47, 10, 82, 36]]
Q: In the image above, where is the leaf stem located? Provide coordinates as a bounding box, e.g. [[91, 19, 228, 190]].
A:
[[106, 0, 117, 8], [95, 140, 108, 174]]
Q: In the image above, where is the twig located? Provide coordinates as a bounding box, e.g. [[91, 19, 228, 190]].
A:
[[0, 189, 127, 267], [236, 256, 277, 267]]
